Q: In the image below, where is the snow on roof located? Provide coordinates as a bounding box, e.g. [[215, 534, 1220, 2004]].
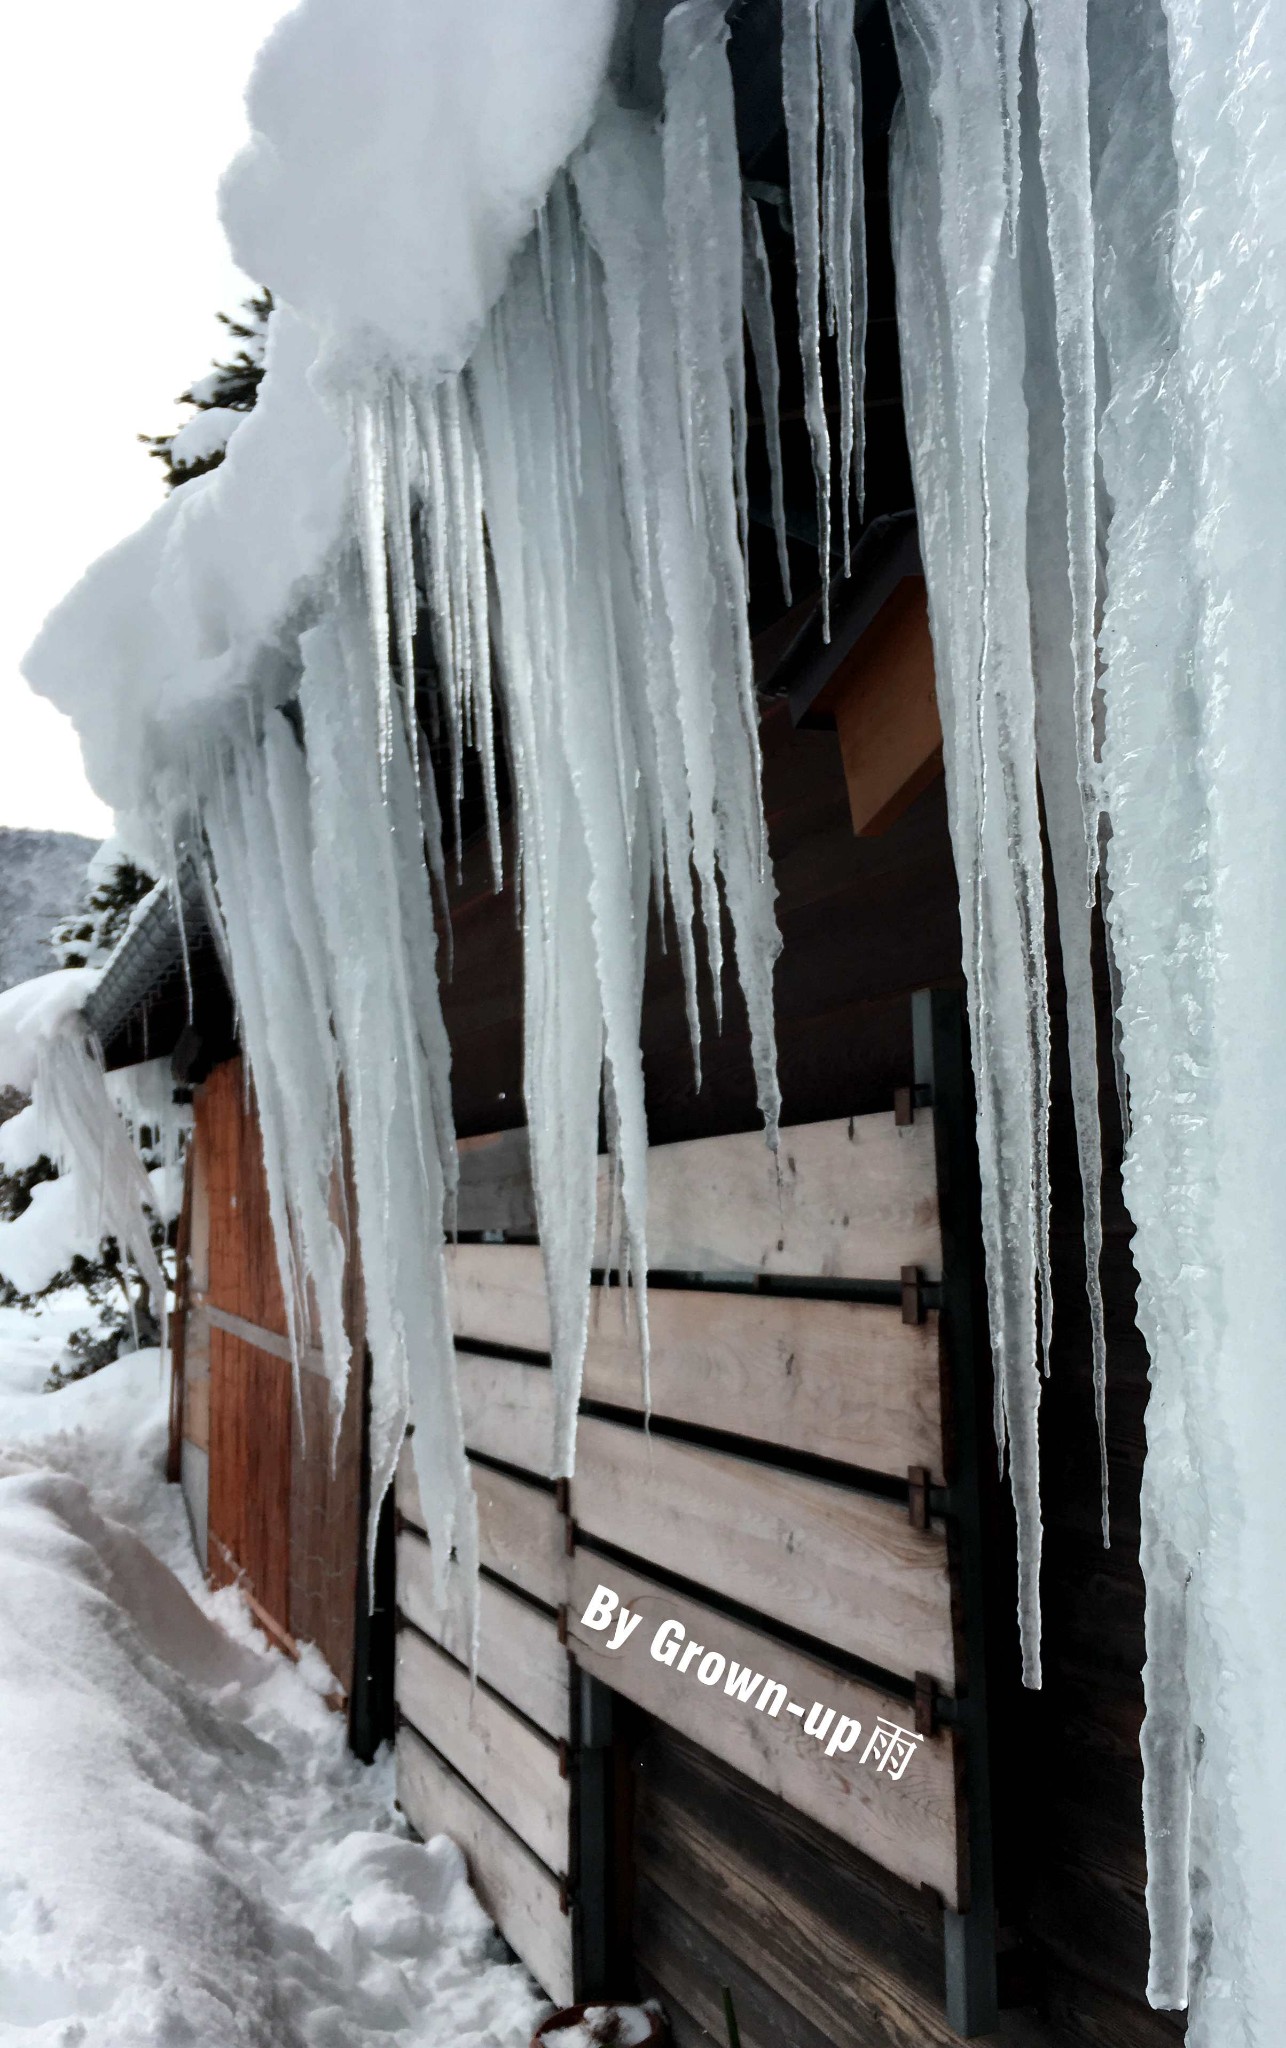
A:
[[0, 968, 97, 1097], [22, 1, 617, 839], [220, 0, 617, 385]]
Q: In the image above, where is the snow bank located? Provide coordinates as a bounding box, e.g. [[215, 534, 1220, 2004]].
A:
[[0, 1344, 546, 2047], [0, 1103, 43, 1174], [0, 1173, 90, 1294]]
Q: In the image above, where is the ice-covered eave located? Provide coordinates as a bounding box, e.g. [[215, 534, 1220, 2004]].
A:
[[83, 860, 217, 1072]]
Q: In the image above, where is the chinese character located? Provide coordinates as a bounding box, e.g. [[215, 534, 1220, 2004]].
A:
[[861, 1716, 923, 1782]]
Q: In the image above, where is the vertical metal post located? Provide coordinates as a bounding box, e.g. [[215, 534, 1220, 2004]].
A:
[[913, 989, 1000, 2037], [573, 1667, 615, 1999]]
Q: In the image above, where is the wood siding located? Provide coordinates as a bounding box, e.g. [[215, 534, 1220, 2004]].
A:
[[186, 1056, 365, 1697]]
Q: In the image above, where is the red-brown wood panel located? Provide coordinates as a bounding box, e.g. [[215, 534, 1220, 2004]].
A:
[[207, 1324, 292, 1632], [192, 1054, 366, 1690], [198, 1056, 287, 1338], [290, 1363, 363, 1693]]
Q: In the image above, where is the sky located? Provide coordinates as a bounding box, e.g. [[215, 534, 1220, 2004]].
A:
[[1, 1, 292, 840]]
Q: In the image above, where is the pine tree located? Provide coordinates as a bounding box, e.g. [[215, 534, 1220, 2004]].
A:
[[140, 288, 274, 491], [51, 855, 154, 969], [0, 856, 173, 1370]]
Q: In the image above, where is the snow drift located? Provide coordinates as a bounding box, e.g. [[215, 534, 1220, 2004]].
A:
[[0, 1348, 545, 2047]]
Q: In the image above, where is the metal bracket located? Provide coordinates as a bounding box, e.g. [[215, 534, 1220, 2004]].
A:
[[901, 1264, 926, 1325], [914, 1671, 938, 1737], [907, 1465, 931, 1531]]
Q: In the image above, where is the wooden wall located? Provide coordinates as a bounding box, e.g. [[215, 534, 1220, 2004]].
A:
[[395, 1087, 990, 2036], [427, 704, 1180, 2043], [177, 1057, 366, 1697]]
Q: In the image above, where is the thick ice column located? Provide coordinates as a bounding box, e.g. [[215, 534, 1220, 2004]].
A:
[[1096, 0, 1286, 2029], [300, 584, 476, 1614], [890, 0, 1052, 1684]]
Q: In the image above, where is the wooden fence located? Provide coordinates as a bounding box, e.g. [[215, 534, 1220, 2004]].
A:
[[393, 992, 997, 2035]]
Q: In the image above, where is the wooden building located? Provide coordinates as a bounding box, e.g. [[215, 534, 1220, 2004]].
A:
[[85, 6, 1179, 2044]]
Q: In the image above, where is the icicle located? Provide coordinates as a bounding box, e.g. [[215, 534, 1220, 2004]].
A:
[[1018, 25, 1109, 1538], [820, 0, 863, 557], [299, 576, 474, 1621], [742, 193, 793, 603], [889, 0, 1052, 1684], [782, 0, 833, 630], [1030, 0, 1100, 904], [202, 724, 351, 1419]]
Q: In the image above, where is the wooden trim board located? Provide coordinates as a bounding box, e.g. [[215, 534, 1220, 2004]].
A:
[[568, 1553, 962, 1905], [396, 1443, 569, 1609], [573, 1416, 956, 1689], [446, 1243, 947, 1482], [395, 1627, 570, 1872], [397, 1724, 573, 2004], [397, 1527, 570, 1738], [198, 1299, 329, 1379], [594, 1113, 941, 1281]]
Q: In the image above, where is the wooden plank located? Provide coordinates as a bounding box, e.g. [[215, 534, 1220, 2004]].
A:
[[183, 1373, 210, 1452], [456, 1127, 538, 1236], [634, 1731, 962, 2048], [397, 1722, 574, 2005], [634, 1876, 837, 2048], [202, 1300, 328, 1378], [207, 1325, 292, 1634], [594, 1113, 941, 1282], [396, 1443, 569, 1609], [816, 579, 945, 839], [568, 1552, 962, 1904], [395, 1627, 570, 1872], [198, 1056, 287, 1336], [637, 1722, 947, 2013], [573, 1416, 954, 1688], [457, 1354, 557, 1478], [290, 1350, 363, 1700], [446, 1243, 947, 1482], [397, 1528, 570, 1738]]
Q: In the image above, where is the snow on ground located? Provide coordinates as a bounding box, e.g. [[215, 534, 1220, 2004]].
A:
[[0, 1311, 546, 2047]]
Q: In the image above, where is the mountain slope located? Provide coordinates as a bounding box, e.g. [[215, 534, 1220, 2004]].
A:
[[0, 828, 100, 992]]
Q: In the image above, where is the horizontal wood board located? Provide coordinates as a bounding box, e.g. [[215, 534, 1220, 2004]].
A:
[[446, 1243, 947, 1482], [397, 1527, 570, 1738], [573, 1414, 955, 1687], [397, 1723, 574, 2004], [395, 1627, 570, 1872], [425, 1359, 954, 1688], [568, 1552, 961, 1904], [455, 1353, 556, 1476], [594, 1112, 941, 1281], [396, 1441, 569, 1609], [632, 1723, 962, 2048]]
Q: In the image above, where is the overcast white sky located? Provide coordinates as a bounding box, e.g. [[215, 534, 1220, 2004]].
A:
[[1, 1, 291, 840]]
